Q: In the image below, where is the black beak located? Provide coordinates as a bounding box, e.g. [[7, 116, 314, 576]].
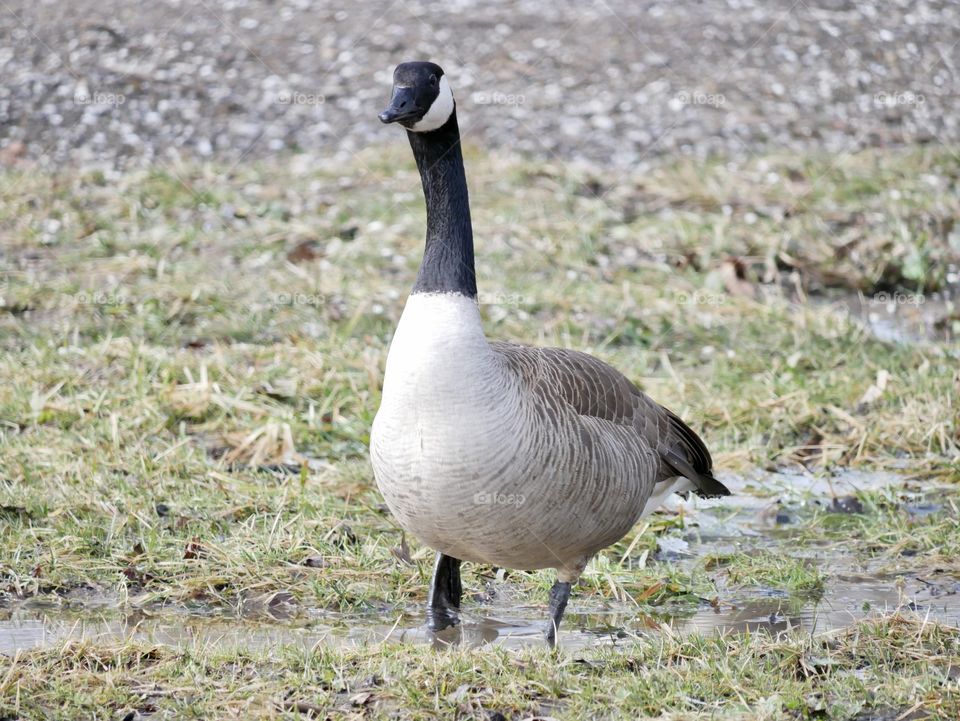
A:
[[379, 86, 419, 124]]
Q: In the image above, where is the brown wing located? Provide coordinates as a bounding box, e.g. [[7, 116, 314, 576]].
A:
[[491, 342, 729, 498]]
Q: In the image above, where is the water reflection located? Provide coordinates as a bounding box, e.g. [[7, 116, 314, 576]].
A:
[[4, 567, 959, 655], [3, 472, 959, 655]]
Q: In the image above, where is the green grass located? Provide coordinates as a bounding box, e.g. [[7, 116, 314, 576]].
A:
[[1, 145, 959, 719], [706, 551, 826, 595]]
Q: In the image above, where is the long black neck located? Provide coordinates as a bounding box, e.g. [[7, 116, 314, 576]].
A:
[[407, 110, 476, 297]]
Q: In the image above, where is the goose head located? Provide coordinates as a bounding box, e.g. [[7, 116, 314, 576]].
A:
[[379, 61, 455, 132]]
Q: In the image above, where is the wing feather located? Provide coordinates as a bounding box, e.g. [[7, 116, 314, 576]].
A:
[[491, 342, 730, 498]]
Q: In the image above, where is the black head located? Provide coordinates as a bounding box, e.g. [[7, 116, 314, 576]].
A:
[[379, 61, 455, 132]]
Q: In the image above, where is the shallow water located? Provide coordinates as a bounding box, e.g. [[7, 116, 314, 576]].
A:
[[3, 470, 959, 654], [815, 291, 958, 345]]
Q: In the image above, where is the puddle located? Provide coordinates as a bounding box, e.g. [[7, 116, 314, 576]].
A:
[[812, 291, 958, 345], [5, 570, 959, 654], [3, 470, 959, 654]]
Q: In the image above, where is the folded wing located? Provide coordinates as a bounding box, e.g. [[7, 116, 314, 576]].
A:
[[491, 342, 730, 498]]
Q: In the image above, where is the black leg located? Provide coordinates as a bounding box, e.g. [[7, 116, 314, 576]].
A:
[[426, 552, 462, 631], [545, 580, 572, 647]]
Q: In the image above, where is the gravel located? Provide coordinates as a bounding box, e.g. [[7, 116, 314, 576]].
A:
[[1, 0, 958, 169]]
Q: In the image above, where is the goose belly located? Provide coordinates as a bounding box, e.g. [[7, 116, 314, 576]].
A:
[[371, 402, 655, 571]]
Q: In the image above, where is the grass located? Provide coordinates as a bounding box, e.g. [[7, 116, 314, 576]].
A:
[[1, 144, 959, 718], [706, 551, 827, 595], [2, 614, 958, 719]]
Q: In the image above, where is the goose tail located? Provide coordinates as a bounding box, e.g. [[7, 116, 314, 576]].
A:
[[660, 408, 730, 498]]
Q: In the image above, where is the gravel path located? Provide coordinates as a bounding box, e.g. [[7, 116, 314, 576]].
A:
[[1, 0, 958, 169]]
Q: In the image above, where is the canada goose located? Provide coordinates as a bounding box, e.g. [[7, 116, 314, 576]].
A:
[[371, 61, 730, 646]]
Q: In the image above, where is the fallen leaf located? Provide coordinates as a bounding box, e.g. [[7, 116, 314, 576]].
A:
[[390, 535, 413, 565], [183, 537, 206, 560], [122, 565, 157, 586], [857, 369, 891, 409], [634, 582, 665, 602], [350, 691, 373, 706], [719, 257, 756, 299], [280, 700, 323, 716], [267, 591, 296, 619], [286, 239, 322, 263]]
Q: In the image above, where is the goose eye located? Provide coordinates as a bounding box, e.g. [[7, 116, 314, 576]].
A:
[[429, 75, 438, 87]]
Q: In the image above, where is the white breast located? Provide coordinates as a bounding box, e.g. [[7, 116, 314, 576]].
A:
[[371, 293, 515, 464], [372, 293, 508, 438], [371, 293, 522, 553]]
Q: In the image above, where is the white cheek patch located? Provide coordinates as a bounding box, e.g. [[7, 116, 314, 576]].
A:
[[411, 75, 455, 132]]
